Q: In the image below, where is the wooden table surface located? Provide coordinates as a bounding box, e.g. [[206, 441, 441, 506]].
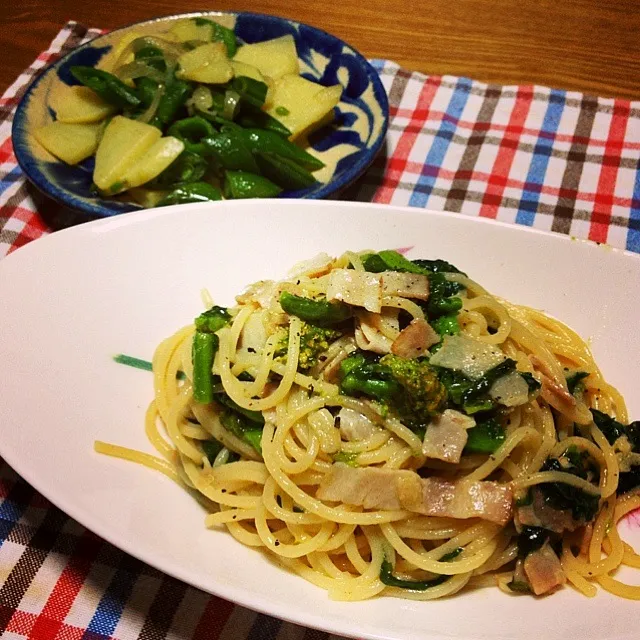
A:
[[2, 0, 640, 99]]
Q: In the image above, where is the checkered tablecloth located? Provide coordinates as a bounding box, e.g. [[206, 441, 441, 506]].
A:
[[1, 20, 640, 640]]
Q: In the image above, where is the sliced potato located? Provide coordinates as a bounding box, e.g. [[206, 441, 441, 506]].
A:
[[50, 85, 116, 124], [233, 35, 299, 80], [266, 75, 342, 139], [94, 115, 161, 191], [169, 18, 212, 43], [119, 136, 185, 192], [230, 60, 265, 82], [33, 121, 104, 165], [177, 42, 233, 84], [231, 61, 274, 107]]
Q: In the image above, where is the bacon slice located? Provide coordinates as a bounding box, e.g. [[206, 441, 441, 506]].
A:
[[391, 318, 440, 359], [516, 488, 580, 533], [337, 408, 379, 441], [317, 464, 513, 524], [288, 252, 334, 278], [326, 269, 382, 312], [381, 271, 430, 300], [523, 542, 566, 595], [422, 410, 474, 464]]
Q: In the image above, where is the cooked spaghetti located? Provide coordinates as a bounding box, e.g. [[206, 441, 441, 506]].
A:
[[96, 249, 640, 600]]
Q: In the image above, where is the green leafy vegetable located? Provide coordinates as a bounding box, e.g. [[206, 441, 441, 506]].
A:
[[464, 417, 505, 454], [566, 370, 589, 395], [339, 353, 447, 430], [539, 448, 600, 522]]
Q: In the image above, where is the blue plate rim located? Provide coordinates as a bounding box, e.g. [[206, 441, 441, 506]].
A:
[[12, 10, 389, 218]]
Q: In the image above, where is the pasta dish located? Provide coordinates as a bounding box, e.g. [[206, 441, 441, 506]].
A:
[[97, 249, 640, 601]]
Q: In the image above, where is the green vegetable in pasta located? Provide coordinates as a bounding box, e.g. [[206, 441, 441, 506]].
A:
[[339, 353, 448, 430], [279, 292, 352, 326], [274, 322, 342, 371], [464, 417, 506, 454]]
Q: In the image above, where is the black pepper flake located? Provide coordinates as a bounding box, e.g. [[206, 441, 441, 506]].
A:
[[248, 347, 256, 353], [221, 489, 227, 493], [274, 540, 280, 546]]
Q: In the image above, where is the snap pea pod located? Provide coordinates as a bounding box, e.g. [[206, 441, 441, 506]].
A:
[[150, 150, 208, 187], [255, 151, 318, 190], [279, 291, 352, 326], [135, 76, 159, 108], [149, 79, 192, 130], [70, 66, 141, 109], [231, 76, 268, 109], [158, 182, 223, 206], [202, 128, 260, 173], [237, 104, 292, 137], [168, 116, 216, 154], [194, 17, 238, 57], [192, 331, 216, 403], [134, 46, 167, 72], [240, 128, 324, 171], [224, 171, 282, 199]]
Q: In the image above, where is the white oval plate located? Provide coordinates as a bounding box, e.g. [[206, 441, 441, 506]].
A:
[[0, 200, 639, 640]]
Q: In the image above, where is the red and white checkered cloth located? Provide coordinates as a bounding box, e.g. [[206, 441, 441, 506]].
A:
[[1, 20, 640, 640]]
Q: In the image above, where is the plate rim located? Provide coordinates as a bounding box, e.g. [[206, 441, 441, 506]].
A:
[[1, 199, 639, 640]]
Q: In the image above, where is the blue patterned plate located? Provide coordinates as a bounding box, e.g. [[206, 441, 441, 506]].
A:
[[12, 12, 389, 218]]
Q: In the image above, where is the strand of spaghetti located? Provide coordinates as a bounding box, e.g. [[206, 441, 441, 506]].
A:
[[380, 522, 500, 575], [513, 471, 601, 495], [262, 422, 409, 524], [383, 416, 423, 455], [165, 385, 203, 463], [462, 296, 511, 345], [219, 317, 303, 411], [94, 441, 181, 484], [524, 403, 557, 474], [153, 325, 193, 421], [381, 295, 425, 320], [245, 331, 279, 397], [180, 423, 210, 440], [261, 484, 325, 525], [210, 460, 269, 484], [356, 440, 407, 466], [590, 498, 615, 564], [226, 519, 263, 547], [560, 542, 598, 597], [191, 401, 260, 460], [590, 424, 620, 498], [550, 437, 606, 468], [318, 523, 359, 552], [181, 457, 261, 509], [340, 430, 390, 453], [327, 528, 387, 601], [308, 552, 346, 579], [254, 500, 335, 558], [307, 408, 341, 454], [464, 426, 540, 482], [205, 509, 257, 526], [144, 400, 175, 461]]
